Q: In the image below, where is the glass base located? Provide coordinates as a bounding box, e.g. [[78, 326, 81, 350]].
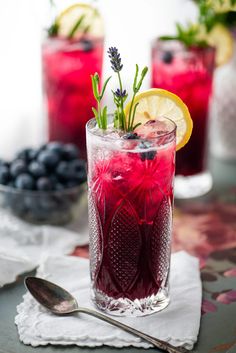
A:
[[91, 286, 170, 317], [174, 171, 213, 199]]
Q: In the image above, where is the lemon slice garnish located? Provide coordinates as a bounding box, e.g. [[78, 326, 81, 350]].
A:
[[124, 88, 193, 151], [207, 24, 234, 66], [197, 23, 234, 66], [206, 0, 236, 13], [56, 3, 104, 38]]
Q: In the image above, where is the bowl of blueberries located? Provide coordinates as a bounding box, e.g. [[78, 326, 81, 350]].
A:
[[0, 142, 87, 225]]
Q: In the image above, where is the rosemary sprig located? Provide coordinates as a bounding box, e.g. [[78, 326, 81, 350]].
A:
[[47, 22, 59, 37], [91, 73, 111, 129], [128, 65, 148, 131], [68, 15, 85, 39], [159, 23, 208, 47]]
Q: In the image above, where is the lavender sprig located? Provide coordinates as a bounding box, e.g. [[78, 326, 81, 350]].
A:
[[91, 46, 148, 132], [108, 47, 123, 72], [108, 47, 127, 130], [91, 73, 111, 129]]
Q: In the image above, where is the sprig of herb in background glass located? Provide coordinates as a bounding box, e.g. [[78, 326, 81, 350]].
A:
[[47, 22, 59, 37], [160, 0, 236, 47], [47, 6, 99, 38], [91, 73, 111, 130], [159, 22, 208, 47]]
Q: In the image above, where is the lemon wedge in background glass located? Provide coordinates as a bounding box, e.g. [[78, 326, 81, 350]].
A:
[[206, 24, 234, 66], [124, 88, 193, 151], [207, 0, 236, 13], [56, 3, 104, 38]]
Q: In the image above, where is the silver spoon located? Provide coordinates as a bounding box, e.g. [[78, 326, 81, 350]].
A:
[[24, 277, 187, 353]]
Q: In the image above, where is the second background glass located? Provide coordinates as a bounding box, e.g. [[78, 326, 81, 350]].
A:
[[152, 40, 215, 198]]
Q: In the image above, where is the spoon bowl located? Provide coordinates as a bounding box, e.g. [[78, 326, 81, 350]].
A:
[[25, 277, 79, 314], [24, 276, 187, 353]]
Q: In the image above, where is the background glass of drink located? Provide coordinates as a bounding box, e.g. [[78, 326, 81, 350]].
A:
[[152, 40, 215, 198], [42, 34, 104, 160], [86, 116, 176, 316]]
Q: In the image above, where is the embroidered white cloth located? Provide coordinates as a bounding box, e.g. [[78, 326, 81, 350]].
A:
[[15, 251, 201, 350], [0, 209, 88, 287]]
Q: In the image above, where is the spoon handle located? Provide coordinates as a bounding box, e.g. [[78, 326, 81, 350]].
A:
[[78, 307, 187, 353]]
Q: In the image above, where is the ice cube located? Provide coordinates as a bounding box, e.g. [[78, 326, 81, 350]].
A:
[[135, 118, 170, 139]]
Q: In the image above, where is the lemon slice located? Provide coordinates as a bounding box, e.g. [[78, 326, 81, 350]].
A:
[[206, 0, 236, 13], [206, 24, 234, 66], [124, 88, 193, 151], [56, 3, 104, 38]]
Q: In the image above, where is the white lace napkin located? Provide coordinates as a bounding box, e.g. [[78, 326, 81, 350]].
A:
[[15, 251, 201, 350], [0, 209, 88, 287]]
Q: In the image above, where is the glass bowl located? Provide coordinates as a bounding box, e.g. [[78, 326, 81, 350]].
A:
[[0, 182, 87, 225]]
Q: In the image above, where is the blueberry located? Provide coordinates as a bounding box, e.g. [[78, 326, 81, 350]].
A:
[[0, 159, 9, 167], [28, 149, 39, 161], [162, 51, 173, 64], [140, 150, 157, 161], [10, 159, 27, 178], [62, 144, 79, 161], [15, 174, 34, 190], [56, 161, 69, 181], [69, 159, 86, 173], [76, 169, 87, 183], [38, 150, 60, 169], [68, 160, 86, 181], [80, 38, 94, 52], [36, 177, 53, 191], [16, 148, 31, 161], [123, 132, 140, 140], [138, 141, 157, 161], [46, 142, 63, 156], [0, 165, 10, 185], [29, 161, 46, 178]]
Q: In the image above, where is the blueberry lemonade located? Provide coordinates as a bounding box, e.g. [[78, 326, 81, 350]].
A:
[[42, 3, 104, 159], [87, 48, 192, 316]]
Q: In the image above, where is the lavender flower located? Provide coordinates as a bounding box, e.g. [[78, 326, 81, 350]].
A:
[[114, 88, 127, 98], [107, 47, 123, 72]]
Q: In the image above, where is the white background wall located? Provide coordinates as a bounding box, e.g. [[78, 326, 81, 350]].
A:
[[0, 0, 197, 158]]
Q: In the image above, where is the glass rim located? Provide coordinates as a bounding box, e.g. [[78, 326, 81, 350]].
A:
[[86, 115, 177, 143], [42, 34, 104, 46]]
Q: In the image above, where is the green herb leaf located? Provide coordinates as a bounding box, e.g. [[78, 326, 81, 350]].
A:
[[91, 72, 110, 130], [47, 22, 59, 37], [100, 76, 112, 100], [128, 65, 148, 131], [68, 14, 85, 39], [133, 64, 139, 92]]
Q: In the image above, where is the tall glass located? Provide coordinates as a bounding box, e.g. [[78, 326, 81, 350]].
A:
[[152, 40, 215, 198], [42, 36, 104, 159], [86, 116, 176, 316]]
